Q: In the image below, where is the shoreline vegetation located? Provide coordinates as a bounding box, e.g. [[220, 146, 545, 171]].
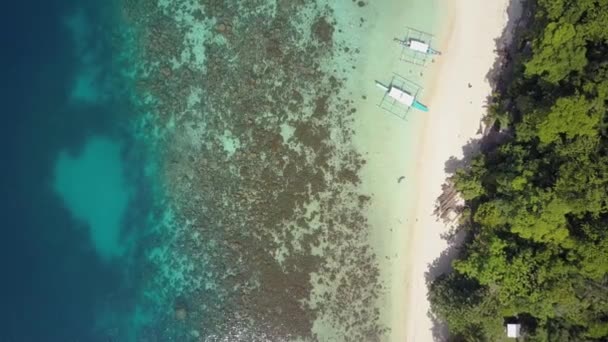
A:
[[401, 0, 517, 340], [429, 0, 608, 340]]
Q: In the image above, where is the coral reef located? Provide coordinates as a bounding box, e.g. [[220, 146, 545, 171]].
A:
[[123, 0, 386, 340]]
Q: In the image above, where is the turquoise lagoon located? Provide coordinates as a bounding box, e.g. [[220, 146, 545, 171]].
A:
[[1, 0, 442, 341]]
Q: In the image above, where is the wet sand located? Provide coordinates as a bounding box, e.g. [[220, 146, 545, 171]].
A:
[[345, 0, 513, 340], [306, 1, 439, 339], [403, 0, 513, 341]]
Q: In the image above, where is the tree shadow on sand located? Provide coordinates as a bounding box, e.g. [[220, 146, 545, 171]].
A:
[[424, 0, 534, 340], [424, 227, 467, 341]]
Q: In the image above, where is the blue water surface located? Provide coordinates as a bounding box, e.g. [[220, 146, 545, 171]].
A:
[[0, 1, 153, 340]]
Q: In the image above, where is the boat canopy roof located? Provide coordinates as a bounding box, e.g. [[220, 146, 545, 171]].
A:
[[388, 87, 414, 106], [409, 39, 429, 53]]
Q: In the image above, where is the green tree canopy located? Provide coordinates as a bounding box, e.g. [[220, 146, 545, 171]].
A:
[[429, 0, 608, 340], [537, 96, 601, 144], [525, 22, 587, 83]]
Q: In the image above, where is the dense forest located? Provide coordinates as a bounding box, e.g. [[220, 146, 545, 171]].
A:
[[429, 0, 608, 340]]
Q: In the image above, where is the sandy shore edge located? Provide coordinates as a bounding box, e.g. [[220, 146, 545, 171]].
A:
[[403, 0, 514, 341], [312, 0, 515, 339]]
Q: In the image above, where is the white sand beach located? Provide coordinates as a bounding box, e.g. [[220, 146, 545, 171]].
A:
[[403, 0, 514, 341], [346, 0, 514, 340]]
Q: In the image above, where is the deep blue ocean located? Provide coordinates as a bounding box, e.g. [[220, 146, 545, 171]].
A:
[[0, 1, 155, 340]]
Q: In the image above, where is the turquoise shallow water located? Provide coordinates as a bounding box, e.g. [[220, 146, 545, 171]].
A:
[[53, 138, 132, 261], [2, 0, 442, 341], [0, 1, 184, 340]]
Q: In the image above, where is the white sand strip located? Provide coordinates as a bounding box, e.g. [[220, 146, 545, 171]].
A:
[[404, 0, 513, 341]]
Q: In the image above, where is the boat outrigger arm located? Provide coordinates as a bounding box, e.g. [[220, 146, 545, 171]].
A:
[[375, 81, 429, 112], [393, 37, 441, 55]]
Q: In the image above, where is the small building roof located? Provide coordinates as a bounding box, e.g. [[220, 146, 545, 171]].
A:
[[388, 87, 414, 106], [507, 323, 521, 338], [409, 39, 429, 53]]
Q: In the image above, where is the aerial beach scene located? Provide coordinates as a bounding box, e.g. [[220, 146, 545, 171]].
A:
[[2, 0, 608, 341]]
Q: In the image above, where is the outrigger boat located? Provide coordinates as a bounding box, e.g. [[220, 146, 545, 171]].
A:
[[395, 27, 441, 65], [393, 37, 441, 56], [375, 74, 428, 120]]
